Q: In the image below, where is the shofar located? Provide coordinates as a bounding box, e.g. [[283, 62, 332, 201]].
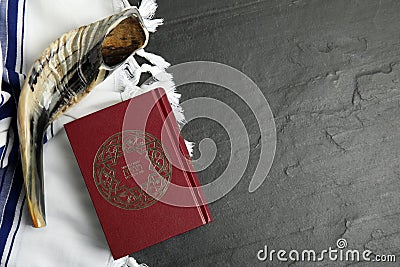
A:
[[17, 7, 148, 228]]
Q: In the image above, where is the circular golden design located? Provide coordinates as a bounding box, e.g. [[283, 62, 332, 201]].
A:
[[92, 130, 172, 210]]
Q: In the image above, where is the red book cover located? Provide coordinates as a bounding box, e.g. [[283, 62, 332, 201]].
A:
[[64, 88, 212, 259]]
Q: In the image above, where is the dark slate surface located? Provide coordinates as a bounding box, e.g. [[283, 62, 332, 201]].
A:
[[131, 0, 400, 266]]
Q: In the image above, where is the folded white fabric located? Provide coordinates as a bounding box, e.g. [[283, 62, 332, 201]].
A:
[[0, 41, 12, 169], [6, 0, 185, 266]]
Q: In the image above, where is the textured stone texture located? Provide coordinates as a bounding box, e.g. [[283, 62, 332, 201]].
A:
[[131, 0, 400, 266]]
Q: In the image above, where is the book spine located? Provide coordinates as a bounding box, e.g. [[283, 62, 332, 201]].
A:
[[151, 88, 212, 224]]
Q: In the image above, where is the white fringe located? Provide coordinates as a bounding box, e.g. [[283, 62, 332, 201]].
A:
[[139, 0, 163, 32], [185, 140, 195, 154], [136, 49, 170, 70], [138, 0, 158, 19], [142, 18, 163, 33], [111, 256, 148, 267]]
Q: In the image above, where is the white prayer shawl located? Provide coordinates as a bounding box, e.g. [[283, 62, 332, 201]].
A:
[[2, 0, 188, 266]]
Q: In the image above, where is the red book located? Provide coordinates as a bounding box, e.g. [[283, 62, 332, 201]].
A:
[[64, 88, 212, 259]]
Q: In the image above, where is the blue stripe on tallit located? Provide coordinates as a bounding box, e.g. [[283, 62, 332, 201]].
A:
[[0, 0, 26, 265]]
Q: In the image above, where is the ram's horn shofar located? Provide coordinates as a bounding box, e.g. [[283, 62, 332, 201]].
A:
[[17, 7, 148, 228]]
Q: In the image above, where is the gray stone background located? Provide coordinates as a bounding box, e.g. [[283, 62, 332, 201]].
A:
[[131, 0, 400, 266]]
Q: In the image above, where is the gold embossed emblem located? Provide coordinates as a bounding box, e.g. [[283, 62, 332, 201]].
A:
[[93, 130, 172, 210]]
